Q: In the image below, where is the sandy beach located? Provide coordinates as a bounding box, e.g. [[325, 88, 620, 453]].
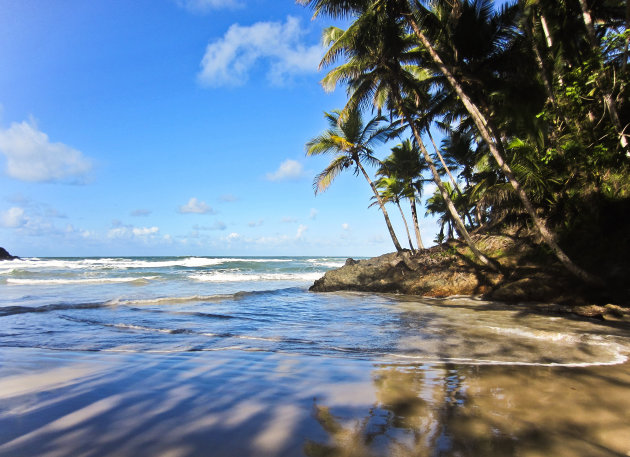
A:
[[1, 347, 630, 457], [1, 257, 629, 456]]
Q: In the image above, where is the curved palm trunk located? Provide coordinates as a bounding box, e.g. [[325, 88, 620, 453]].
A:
[[426, 128, 462, 196], [405, 13, 601, 285], [409, 196, 424, 250], [396, 200, 416, 252], [356, 160, 403, 252], [397, 99, 497, 270]]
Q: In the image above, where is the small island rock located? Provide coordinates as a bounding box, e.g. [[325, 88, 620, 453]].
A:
[[0, 247, 18, 260]]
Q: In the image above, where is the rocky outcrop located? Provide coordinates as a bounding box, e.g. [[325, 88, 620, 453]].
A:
[[0, 247, 17, 260], [310, 234, 629, 321], [310, 250, 500, 296]]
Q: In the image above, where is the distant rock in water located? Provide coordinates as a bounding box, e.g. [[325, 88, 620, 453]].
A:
[[0, 247, 18, 260]]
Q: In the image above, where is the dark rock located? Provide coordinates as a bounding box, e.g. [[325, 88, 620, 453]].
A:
[[309, 234, 629, 321], [310, 250, 500, 296], [0, 247, 17, 260]]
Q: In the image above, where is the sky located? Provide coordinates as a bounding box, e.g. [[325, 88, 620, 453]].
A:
[[0, 0, 443, 257]]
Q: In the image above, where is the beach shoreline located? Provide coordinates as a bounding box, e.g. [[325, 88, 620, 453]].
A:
[[2, 345, 630, 457]]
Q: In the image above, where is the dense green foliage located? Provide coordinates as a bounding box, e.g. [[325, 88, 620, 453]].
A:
[[303, 0, 629, 282]]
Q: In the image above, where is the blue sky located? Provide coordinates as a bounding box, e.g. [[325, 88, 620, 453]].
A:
[[0, 0, 443, 257]]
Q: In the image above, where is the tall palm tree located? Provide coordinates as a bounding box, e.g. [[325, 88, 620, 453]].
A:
[[306, 108, 404, 252], [317, 1, 497, 269], [401, 0, 600, 284]]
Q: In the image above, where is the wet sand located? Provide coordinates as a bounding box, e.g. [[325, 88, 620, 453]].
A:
[[1, 347, 629, 457]]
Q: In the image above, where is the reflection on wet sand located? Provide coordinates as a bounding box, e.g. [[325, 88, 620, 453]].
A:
[[1, 349, 629, 457], [306, 363, 630, 457]]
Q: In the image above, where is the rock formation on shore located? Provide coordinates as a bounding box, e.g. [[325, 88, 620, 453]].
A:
[[0, 247, 17, 260], [310, 233, 629, 321]]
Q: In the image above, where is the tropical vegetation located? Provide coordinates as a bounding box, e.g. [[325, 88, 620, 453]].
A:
[[302, 0, 629, 286]]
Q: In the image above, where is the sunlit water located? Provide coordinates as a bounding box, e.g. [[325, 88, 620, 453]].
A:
[[1, 257, 629, 456]]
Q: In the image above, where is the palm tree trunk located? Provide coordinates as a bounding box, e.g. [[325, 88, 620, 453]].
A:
[[356, 160, 404, 252], [519, 2, 556, 104], [577, 0, 597, 47], [426, 127, 475, 227], [539, 12, 554, 49], [426, 128, 462, 196], [396, 200, 416, 252], [409, 197, 424, 250], [405, 13, 601, 285], [622, 0, 630, 75], [577, 0, 629, 152], [396, 98, 497, 270]]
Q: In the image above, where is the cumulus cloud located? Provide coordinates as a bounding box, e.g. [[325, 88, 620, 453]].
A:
[[266, 159, 306, 181], [198, 16, 322, 87], [178, 197, 215, 214], [0, 119, 92, 182], [1, 207, 26, 228], [342, 223, 350, 231], [175, 0, 242, 12], [132, 226, 159, 236]]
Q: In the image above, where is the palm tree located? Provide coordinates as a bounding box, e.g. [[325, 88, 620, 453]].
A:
[[426, 182, 454, 243], [400, 0, 601, 284], [301, 0, 609, 283], [316, 1, 497, 269], [306, 108, 404, 252], [373, 175, 416, 251], [380, 139, 427, 249]]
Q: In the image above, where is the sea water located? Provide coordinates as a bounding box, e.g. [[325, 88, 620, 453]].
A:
[[1, 256, 630, 456]]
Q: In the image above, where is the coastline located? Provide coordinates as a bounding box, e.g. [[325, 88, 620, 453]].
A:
[[310, 232, 630, 322]]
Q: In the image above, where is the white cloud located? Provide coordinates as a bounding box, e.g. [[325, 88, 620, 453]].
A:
[[132, 226, 159, 236], [424, 182, 438, 197], [198, 16, 322, 87], [266, 159, 306, 181], [282, 216, 298, 223], [176, 0, 242, 12], [342, 223, 350, 231], [178, 197, 215, 214], [108, 225, 160, 239], [0, 119, 91, 182], [309, 208, 318, 220], [296, 224, 307, 239], [248, 219, 264, 227], [1, 207, 26, 228], [226, 232, 240, 241]]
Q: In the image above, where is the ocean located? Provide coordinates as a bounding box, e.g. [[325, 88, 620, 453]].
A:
[[1, 256, 630, 456]]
